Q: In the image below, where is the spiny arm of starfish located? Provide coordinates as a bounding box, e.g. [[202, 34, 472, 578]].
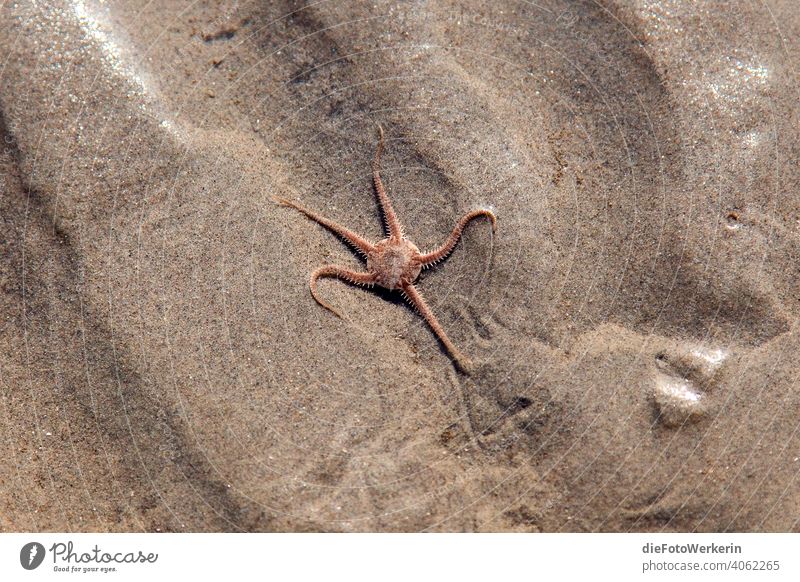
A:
[[273, 196, 375, 257], [420, 208, 497, 268], [401, 282, 472, 372], [310, 265, 376, 318], [373, 125, 405, 240]]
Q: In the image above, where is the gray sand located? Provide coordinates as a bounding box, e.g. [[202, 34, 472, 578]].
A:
[[1, 0, 798, 531]]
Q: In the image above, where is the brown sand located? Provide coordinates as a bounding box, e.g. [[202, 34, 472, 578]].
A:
[[1, 0, 798, 532]]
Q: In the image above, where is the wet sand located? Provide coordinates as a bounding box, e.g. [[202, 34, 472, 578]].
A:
[[1, 0, 798, 531]]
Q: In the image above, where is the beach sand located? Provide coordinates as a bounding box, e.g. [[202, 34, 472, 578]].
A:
[[1, 0, 798, 531]]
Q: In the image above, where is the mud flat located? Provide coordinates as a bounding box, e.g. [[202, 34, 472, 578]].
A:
[[0, 1, 798, 531]]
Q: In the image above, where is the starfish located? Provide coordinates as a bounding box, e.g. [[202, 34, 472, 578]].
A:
[[274, 126, 496, 373]]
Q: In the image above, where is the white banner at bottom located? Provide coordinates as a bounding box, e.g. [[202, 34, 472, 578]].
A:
[[1, 533, 797, 581]]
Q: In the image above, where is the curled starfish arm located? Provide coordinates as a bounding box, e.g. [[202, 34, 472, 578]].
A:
[[419, 208, 496, 268], [373, 125, 404, 240], [310, 265, 376, 318], [273, 196, 375, 257], [401, 282, 472, 373]]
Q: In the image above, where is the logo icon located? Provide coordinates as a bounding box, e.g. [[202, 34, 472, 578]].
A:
[[20, 542, 46, 570]]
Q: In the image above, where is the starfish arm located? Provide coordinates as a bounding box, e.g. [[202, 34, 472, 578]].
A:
[[310, 265, 376, 318], [419, 208, 496, 268], [401, 283, 472, 372], [273, 197, 375, 257], [373, 125, 405, 240]]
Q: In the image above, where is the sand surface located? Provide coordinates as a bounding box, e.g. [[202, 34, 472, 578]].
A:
[[1, 0, 798, 532]]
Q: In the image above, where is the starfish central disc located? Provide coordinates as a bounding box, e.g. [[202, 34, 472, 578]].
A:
[[367, 239, 422, 290]]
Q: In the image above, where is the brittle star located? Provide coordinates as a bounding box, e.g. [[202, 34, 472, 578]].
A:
[[274, 126, 496, 373]]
